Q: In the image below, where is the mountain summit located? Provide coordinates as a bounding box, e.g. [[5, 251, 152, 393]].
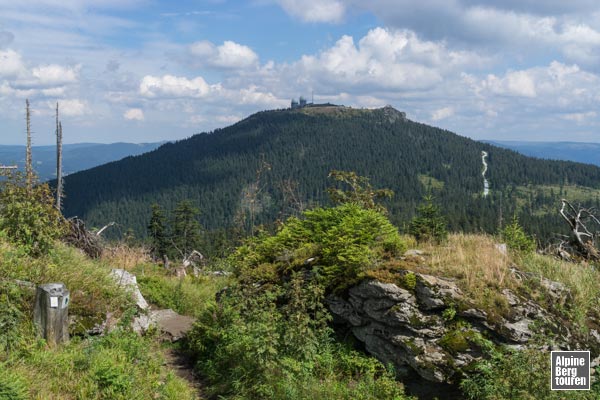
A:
[[62, 106, 600, 240]]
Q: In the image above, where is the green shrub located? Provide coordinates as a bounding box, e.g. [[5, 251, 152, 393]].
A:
[[0, 174, 66, 256], [187, 277, 409, 399], [403, 272, 417, 290], [461, 347, 599, 399], [501, 215, 536, 253], [0, 364, 28, 400], [92, 357, 133, 398], [408, 195, 448, 243], [441, 306, 457, 322], [137, 269, 230, 317], [233, 203, 406, 291]]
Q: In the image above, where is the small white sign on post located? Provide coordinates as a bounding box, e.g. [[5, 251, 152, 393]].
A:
[[50, 296, 58, 308]]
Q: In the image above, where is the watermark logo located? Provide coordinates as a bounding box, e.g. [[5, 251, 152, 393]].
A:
[[551, 351, 590, 390]]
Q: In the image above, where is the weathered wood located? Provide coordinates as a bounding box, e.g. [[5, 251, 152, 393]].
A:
[[33, 283, 70, 346], [558, 199, 600, 260], [65, 217, 103, 258], [56, 103, 63, 211], [25, 99, 33, 191]]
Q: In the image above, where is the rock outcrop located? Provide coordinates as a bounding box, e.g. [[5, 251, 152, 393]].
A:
[[327, 269, 600, 384], [111, 269, 149, 310]]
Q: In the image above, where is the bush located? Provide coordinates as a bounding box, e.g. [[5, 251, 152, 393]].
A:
[[501, 215, 536, 253], [233, 203, 406, 291], [461, 347, 599, 399], [137, 272, 229, 318], [187, 277, 409, 399], [0, 173, 66, 256], [0, 364, 28, 400]]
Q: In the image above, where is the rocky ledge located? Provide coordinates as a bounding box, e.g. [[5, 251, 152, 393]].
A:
[[327, 266, 600, 384]]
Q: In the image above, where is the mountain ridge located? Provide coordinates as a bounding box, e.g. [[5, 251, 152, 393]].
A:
[[61, 105, 600, 241], [0, 141, 165, 181]]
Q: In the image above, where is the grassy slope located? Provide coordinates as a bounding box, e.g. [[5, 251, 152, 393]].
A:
[[0, 238, 200, 399], [369, 234, 600, 334], [3, 231, 599, 398]]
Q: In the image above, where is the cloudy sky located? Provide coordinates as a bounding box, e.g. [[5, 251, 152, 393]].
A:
[[1, 0, 600, 144]]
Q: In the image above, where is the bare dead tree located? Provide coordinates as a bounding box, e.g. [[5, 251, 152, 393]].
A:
[[558, 198, 600, 260], [25, 99, 33, 191], [55, 103, 64, 211], [235, 155, 272, 235], [279, 178, 304, 219]]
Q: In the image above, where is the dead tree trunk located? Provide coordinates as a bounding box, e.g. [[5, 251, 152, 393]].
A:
[[25, 99, 33, 191], [56, 103, 63, 211], [559, 199, 600, 260]]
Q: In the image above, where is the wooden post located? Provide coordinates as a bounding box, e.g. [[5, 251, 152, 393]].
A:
[[33, 283, 70, 346], [25, 99, 33, 191], [56, 103, 63, 211]]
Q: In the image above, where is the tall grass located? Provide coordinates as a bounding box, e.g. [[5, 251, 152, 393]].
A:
[[417, 233, 600, 329], [0, 237, 200, 399], [101, 243, 151, 271], [10, 330, 197, 399], [516, 252, 600, 328]]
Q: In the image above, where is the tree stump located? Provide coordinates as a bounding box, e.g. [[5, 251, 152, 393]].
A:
[[33, 283, 70, 345]]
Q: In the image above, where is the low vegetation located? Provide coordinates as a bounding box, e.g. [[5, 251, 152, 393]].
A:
[[461, 347, 598, 400], [182, 202, 413, 399], [0, 237, 198, 399], [3, 165, 600, 399]]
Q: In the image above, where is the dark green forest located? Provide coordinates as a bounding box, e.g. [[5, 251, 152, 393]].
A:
[[61, 105, 600, 244]]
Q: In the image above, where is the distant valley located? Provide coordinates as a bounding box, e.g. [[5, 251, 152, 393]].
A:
[[482, 140, 600, 166], [0, 142, 165, 181]]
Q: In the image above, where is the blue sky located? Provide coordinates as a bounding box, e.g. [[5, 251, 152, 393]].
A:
[[2, 0, 600, 144]]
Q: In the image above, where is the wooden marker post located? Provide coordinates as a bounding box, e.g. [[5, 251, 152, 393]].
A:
[[33, 283, 70, 345]]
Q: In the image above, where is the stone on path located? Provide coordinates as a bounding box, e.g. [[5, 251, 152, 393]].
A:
[[133, 309, 195, 341]]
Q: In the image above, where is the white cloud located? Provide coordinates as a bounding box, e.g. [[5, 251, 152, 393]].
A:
[[337, 1, 600, 68], [139, 74, 216, 98], [31, 64, 80, 86], [0, 49, 25, 77], [124, 107, 144, 120], [41, 87, 66, 97], [189, 40, 259, 69], [562, 111, 597, 123], [431, 106, 454, 121], [293, 27, 485, 93], [470, 61, 597, 101], [236, 85, 286, 107], [481, 70, 537, 98], [52, 99, 88, 116], [215, 115, 241, 124], [276, 0, 345, 23]]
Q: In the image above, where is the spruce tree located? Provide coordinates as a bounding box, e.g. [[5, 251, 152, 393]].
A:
[[409, 195, 448, 243], [147, 204, 169, 259], [171, 200, 203, 259]]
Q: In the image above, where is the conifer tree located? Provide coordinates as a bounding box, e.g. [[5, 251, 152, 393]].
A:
[[171, 200, 203, 259], [409, 194, 448, 243], [147, 203, 169, 259]]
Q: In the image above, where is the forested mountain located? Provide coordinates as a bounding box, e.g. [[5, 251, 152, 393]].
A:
[[483, 140, 600, 166], [61, 105, 600, 242], [0, 142, 164, 181]]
